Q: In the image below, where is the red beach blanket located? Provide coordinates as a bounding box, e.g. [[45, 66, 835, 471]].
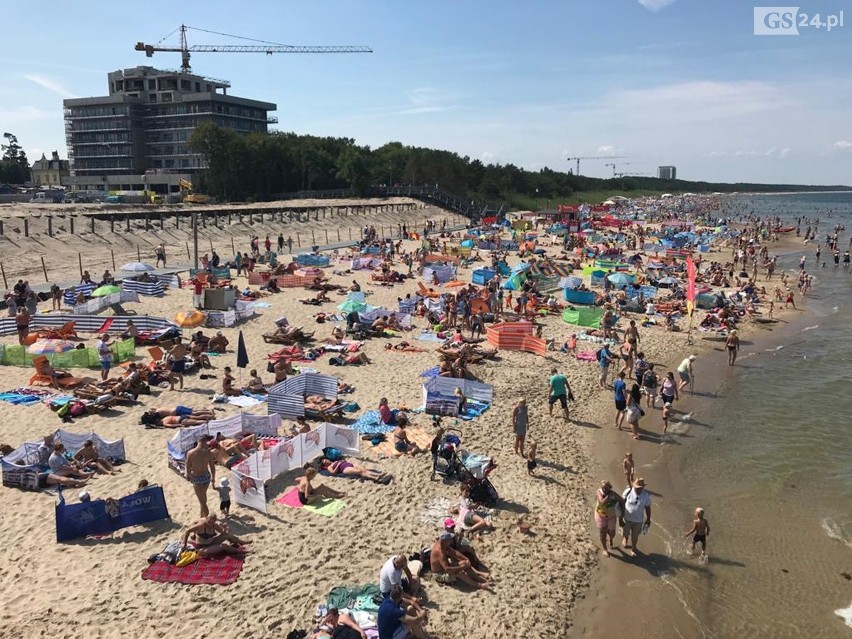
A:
[[141, 554, 245, 585]]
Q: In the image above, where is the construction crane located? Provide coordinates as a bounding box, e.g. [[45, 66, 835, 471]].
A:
[[605, 162, 630, 177], [135, 24, 372, 73], [566, 155, 627, 177]]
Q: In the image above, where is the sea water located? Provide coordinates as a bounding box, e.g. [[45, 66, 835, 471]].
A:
[[662, 193, 852, 637]]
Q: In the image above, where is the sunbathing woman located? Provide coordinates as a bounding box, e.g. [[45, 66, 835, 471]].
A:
[[393, 416, 426, 456], [322, 326, 346, 344], [384, 341, 426, 353], [141, 407, 215, 428], [181, 514, 251, 557], [318, 458, 391, 483], [72, 440, 118, 475], [296, 467, 346, 505]]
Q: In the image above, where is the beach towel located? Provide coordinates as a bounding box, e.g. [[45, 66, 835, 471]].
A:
[[141, 554, 245, 585], [576, 351, 597, 361], [459, 400, 490, 420], [369, 426, 432, 457], [350, 410, 394, 435], [227, 394, 265, 408], [420, 366, 440, 379], [418, 496, 454, 528], [276, 487, 346, 517], [327, 584, 383, 613], [414, 332, 444, 343]]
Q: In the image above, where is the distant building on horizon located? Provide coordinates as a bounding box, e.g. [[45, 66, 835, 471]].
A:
[[63, 66, 276, 194], [658, 165, 677, 180], [30, 151, 70, 187]]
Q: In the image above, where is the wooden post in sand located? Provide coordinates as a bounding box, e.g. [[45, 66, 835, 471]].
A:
[[337, 228, 341, 242], [40, 256, 49, 283], [137, 246, 141, 261], [126, 217, 130, 232], [47, 216, 53, 237], [0, 220, 4, 236], [349, 228, 352, 241], [175, 215, 180, 230], [110, 217, 115, 233], [186, 242, 191, 260], [111, 249, 116, 271], [0, 263, 6, 289], [209, 239, 214, 253], [159, 213, 165, 230], [230, 236, 236, 255], [23, 218, 29, 237], [70, 217, 74, 234], [91, 217, 96, 234], [296, 232, 301, 247], [78, 253, 83, 278], [311, 229, 316, 245], [145, 213, 150, 230]]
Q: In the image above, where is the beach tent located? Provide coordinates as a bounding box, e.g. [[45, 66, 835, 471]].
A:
[[562, 307, 604, 328], [267, 372, 339, 420], [230, 422, 360, 514], [55, 485, 169, 542]]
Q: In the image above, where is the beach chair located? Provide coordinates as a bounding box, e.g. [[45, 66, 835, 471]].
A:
[[147, 346, 166, 365], [28, 356, 85, 389], [56, 321, 78, 339]]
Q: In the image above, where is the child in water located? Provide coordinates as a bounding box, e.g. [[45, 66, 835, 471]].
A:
[[622, 452, 634, 488], [662, 402, 672, 434], [684, 507, 711, 558]]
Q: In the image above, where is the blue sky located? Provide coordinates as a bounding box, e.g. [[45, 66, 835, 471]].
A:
[[2, 0, 851, 184]]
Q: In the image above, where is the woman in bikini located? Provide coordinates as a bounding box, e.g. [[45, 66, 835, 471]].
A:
[[393, 416, 425, 456], [318, 458, 390, 483], [725, 329, 741, 366], [296, 467, 345, 505], [181, 514, 251, 557]]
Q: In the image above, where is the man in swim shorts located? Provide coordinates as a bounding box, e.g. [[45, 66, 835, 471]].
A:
[[185, 436, 215, 517]]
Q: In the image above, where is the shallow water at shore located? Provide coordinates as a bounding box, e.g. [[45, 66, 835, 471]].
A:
[[573, 194, 852, 638]]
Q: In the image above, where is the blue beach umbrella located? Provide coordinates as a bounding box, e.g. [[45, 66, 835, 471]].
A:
[[607, 272, 634, 288]]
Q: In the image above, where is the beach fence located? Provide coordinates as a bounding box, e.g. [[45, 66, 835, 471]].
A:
[[486, 322, 546, 356]]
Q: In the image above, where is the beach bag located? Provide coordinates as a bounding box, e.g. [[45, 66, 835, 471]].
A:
[[69, 401, 86, 417], [175, 551, 200, 567], [323, 447, 343, 461], [56, 404, 70, 417]]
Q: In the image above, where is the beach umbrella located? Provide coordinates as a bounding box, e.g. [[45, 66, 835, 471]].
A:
[[236, 330, 249, 369], [607, 272, 634, 287], [558, 276, 583, 290], [91, 284, 121, 297], [120, 261, 155, 272], [173, 309, 205, 328], [658, 276, 680, 285], [27, 339, 76, 355]]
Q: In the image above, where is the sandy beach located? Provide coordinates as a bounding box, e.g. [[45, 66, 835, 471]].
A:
[[0, 200, 805, 639]]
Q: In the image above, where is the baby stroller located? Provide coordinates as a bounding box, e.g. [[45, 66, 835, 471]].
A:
[[432, 421, 464, 480]]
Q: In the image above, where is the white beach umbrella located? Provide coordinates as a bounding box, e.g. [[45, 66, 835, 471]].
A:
[[120, 261, 156, 272]]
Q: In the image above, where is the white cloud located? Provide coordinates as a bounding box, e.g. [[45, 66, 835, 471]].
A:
[[23, 74, 77, 98], [833, 140, 852, 150], [0, 106, 52, 124], [638, 0, 678, 12], [596, 145, 616, 155], [480, 151, 495, 163]]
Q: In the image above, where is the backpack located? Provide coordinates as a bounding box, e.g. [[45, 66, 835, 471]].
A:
[[596, 348, 608, 364]]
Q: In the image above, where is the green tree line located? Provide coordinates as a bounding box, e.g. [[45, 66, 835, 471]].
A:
[[1, 133, 30, 185], [188, 124, 851, 207]]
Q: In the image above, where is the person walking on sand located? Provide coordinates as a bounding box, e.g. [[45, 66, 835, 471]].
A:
[[526, 440, 537, 476], [677, 355, 697, 392], [725, 330, 740, 366], [548, 368, 571, 422], [512, 398, 529, 457], [621, 478, 652, 557], [167, 338, 187, 391], [597, 343, 615, 389], [613, 372, 627, 430], [684, 507, 710, 558], [594, 480, 625, 558], [623, 452, 634, 487], [155, 243, 166, 268], [186, 436, 216, 517]]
